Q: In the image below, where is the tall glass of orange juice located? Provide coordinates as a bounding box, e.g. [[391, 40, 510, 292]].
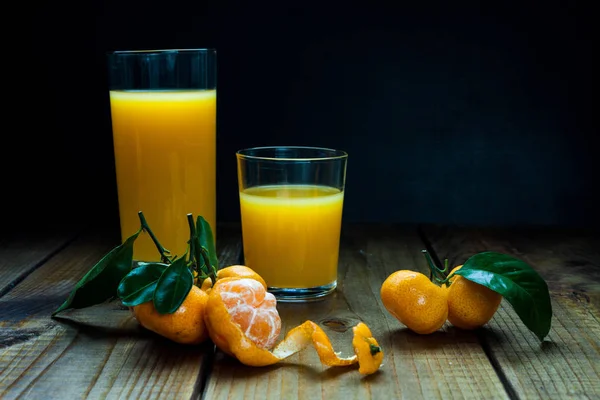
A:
[[107, 49, 216, 261], [236, 147, 348, 302]]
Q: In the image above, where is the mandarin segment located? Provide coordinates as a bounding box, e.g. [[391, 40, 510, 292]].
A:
[[217, 278, 282, 350], [380, 270, 448, 334], [205, 277, 281, 365], [245, 306, 280, 349], [220, 277, 265, 306]]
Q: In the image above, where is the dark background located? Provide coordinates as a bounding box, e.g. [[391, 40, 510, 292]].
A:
[[7, 1, 596, 235]]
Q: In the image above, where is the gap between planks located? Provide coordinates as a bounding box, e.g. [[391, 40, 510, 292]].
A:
[[417, 225, 520, 400], [418, 224, 600, 400], [196, 223, 243, 400], [0, 232, 79, 299], [0, 224, 242, 400], [201, 224, 511, 400]]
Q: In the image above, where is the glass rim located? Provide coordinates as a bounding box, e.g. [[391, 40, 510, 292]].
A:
[[236, 146, 348, 162], [107, 48, 216, 56]]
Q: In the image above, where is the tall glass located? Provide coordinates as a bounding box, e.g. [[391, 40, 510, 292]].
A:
[[236, 146, 348, 302], [107, 49, 217, 261]]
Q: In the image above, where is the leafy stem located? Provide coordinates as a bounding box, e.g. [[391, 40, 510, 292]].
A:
[[54, 212, 220, 318], [186, 213, 218, 285], [422, 250, 450, 286], [187, 213, 203, 278], [138, 211, 172, 264], [187, 213, 197, 265], [201, 247, 218, 284]]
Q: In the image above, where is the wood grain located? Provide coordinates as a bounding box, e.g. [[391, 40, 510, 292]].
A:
[[3, 224, 597, 399], [0, 233, 76, 298], [0, 225, 241, 400], [420, 225, 600, 399], [202, 225, 509, 400]]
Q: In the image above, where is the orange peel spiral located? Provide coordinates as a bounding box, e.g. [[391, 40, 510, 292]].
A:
[[204, 277, 383, 375]]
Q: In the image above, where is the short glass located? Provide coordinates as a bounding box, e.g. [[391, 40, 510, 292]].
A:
[[107, 49, 217, 262], [236, 146, 348, 302]]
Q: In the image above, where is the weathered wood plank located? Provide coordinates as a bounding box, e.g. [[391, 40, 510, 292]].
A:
[[0, 233, 76, 298], [0, 225, 241, 400], [202, 225, 509, 400], [420, 225, 600, 400]]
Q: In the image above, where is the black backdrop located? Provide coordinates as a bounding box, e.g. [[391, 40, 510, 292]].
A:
[[7, 1, 596, 235]]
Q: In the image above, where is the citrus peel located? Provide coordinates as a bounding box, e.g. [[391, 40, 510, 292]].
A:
[[205, 277, 383, 374], [199, 265, 268, 292]]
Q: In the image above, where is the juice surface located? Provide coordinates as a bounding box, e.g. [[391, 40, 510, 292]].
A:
[[239, 184, 344, 288], [109, 90, 216, 261]]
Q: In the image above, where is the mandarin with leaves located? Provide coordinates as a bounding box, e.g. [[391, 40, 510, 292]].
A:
[[446, 265, 503, 330]]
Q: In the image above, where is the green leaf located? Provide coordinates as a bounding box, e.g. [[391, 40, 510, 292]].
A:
[[118, 262, 168, 306], [52, 228, 142, 316], [153, 256, 194, 314], [196, 216, 218, 271], [456, 251, 553, 341]]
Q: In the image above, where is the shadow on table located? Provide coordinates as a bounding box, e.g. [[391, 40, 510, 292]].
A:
[[381, 324, 508, 350], [211, 349, 384, 381]]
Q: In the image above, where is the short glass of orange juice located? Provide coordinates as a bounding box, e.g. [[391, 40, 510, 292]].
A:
[[107, 49, 217, 262], [236, 146, 348, 302]]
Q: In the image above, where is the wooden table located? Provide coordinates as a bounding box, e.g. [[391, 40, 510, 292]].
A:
[[1, 224, 599, 399]]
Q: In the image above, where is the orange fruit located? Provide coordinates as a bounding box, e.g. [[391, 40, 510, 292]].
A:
[[199, 265, 267, 292], [380, 270, 448, 334], [132, 285, 209, 345], [447, 265, 502, 330]]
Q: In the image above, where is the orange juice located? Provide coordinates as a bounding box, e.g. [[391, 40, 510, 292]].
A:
[[109, 90, 216, 261], [239, 185, 344, 288]]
